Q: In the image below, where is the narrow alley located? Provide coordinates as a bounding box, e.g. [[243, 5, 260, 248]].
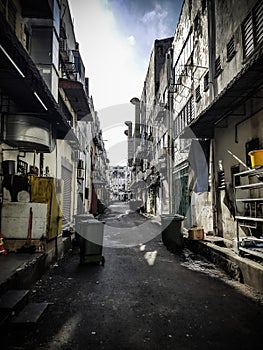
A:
[[3, 203, 263, 350]]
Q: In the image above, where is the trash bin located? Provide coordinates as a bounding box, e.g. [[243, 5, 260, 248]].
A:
[[75, 214, 94, 244], [161, 214, 184, 252], [79, 219, 105, 265]]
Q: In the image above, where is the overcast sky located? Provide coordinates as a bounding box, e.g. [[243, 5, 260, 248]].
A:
[[69, 0, 183, 165]]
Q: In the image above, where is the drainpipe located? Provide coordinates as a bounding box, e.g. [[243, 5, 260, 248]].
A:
[[167, 48, 174, 214], [210, 139, 218, 236], [130, 97, 140, 152], [207, 0, 217, 99], [124, 121, 133, 167], [208, 0, 217, 234]]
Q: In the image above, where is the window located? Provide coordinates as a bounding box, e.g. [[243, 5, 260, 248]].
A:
[[203, 72, 209, 91], [174, 96, 194, 138], [242, 14, 254, 57], [214, 56, 222, 77], [254, 0, 263, 47], [195, 85, 201, 102], [242, 0, 263, 58], [226, 36, 236, 61]]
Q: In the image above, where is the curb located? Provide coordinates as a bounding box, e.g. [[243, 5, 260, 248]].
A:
[[184, 238, 263, 293]]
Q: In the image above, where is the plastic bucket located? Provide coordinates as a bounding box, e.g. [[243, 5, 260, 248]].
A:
[[249, 150, 263, 168]]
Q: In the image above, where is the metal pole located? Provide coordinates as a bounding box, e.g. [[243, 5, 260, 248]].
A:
[[167, 49, 173, 214]]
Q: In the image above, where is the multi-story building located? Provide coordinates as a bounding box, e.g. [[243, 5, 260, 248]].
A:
[[171, 0, 263, 240], [109, 165, 130, 201], [90, 112, 110, 212], [128, 0, 263, 243], [0, 0, 108, 258], [128, 38, 173, 215]]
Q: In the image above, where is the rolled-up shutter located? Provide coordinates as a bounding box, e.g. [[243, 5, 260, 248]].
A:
[[62, 165, 72, 226]]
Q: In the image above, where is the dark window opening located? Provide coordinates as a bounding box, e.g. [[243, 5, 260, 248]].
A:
[[203, 72, 209, 91], [254, 0, 263, 47], [195, 85, 201, 102], [242, 0, 263, 58], [214, 56, 222, 77], [226, 36, 236, 61]]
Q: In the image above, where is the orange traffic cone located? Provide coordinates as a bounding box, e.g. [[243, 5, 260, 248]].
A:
[[0, 233, 7, 255]]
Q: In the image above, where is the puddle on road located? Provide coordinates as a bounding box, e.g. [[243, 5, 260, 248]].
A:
[[180, 248, 263, 305]]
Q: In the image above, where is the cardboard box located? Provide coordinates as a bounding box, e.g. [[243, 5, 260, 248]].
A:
[[188, 227, 204, 240]]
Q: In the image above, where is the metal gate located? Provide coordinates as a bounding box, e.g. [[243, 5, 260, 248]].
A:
[[173, 165, 190, 222]]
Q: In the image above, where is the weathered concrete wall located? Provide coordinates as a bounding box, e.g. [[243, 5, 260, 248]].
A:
[[214, 95, 263, 239], [214, 0, 258, 96], [190, 192, 213, 232], [145, 38, 173, 124]]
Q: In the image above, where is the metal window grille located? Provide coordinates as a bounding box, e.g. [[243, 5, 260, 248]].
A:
[[195, 85, 201, 102], [214, 56, 222, 77], [203, 72, 209, 91], [254, 0, 263, 47], [226, 36, 236, 61], [174, 96, 194, 138], [242, 0, 263, 58], [242, 14, 254, 57]]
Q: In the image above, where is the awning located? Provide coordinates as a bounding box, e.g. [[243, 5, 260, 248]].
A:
[[59, 79, 92, 121], [181, 49, 263, 138], [0, 12, 72, 139]]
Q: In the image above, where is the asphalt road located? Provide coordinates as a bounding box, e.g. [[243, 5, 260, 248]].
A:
[[4, 202, 263, 349]]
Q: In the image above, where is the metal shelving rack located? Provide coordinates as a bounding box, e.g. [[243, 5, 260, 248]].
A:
[[234, 167, 263, 258]]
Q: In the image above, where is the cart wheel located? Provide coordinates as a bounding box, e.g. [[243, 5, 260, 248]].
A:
[[101, 256, 105, 266]]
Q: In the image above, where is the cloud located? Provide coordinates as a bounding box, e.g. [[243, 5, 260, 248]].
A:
[[69, 0, 145, 111], [141, 4, 170, 39], [68, 0, 182, 164], [128, 35, 136, 46]]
